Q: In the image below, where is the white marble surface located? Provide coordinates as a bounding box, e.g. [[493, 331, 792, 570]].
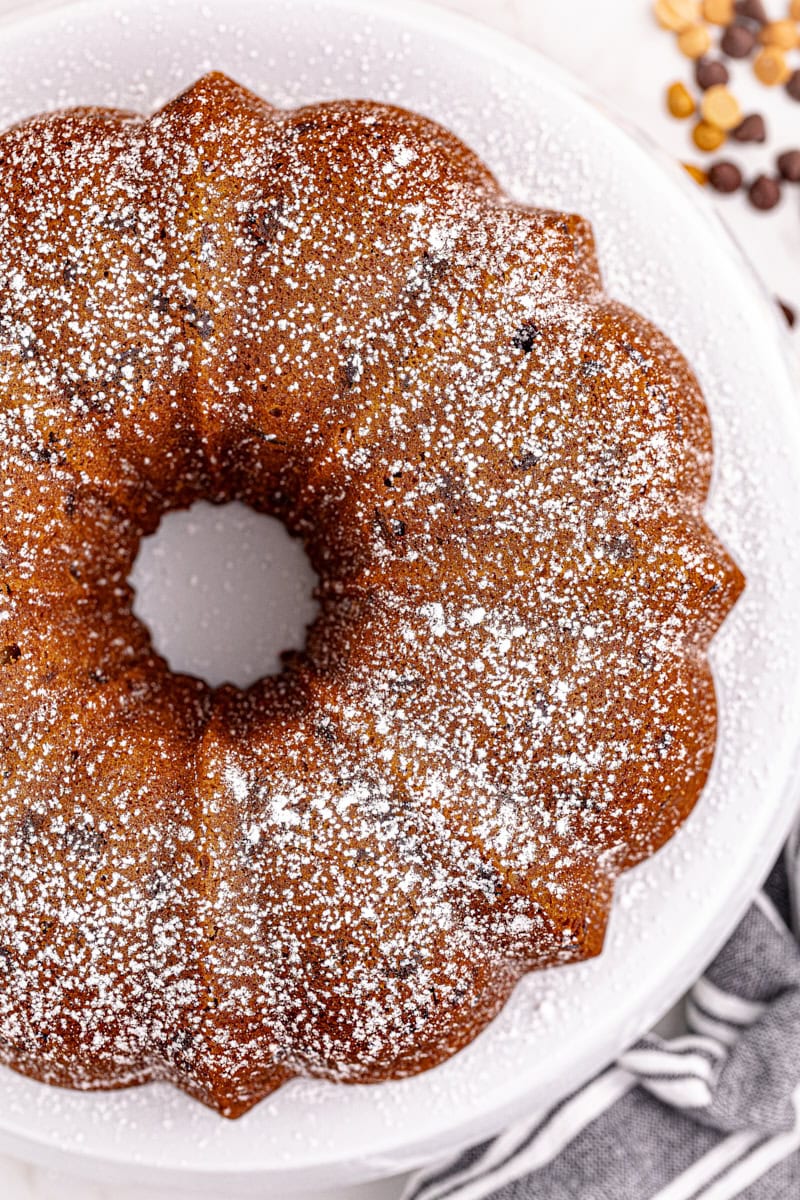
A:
[[0, 0, 797, 1196]]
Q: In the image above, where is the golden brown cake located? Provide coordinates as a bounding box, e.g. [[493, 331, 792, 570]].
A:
[[0, 73, 743, 1117]]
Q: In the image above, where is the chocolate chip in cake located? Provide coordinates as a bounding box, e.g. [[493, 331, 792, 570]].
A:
[[182, 302, 213, 340], [721, 21, 758, 56], [696, 57, 730, 88], [787, 70, 800, 102], [732, 113, 767, 142], [708, 159, 743, 191], [511, 320, 541, 352], [748, 173, 782, 210], [777, 150, 800, 181], [342, 352, 363, 386]]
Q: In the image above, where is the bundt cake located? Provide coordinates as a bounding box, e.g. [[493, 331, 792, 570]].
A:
[[0, 73, 743, 1117]]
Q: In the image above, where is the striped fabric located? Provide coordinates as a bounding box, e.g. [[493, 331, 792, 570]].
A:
[[403, 828, 800, 1200]]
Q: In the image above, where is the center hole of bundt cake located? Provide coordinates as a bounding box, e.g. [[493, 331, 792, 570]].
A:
[[129, 501, 319, 688]]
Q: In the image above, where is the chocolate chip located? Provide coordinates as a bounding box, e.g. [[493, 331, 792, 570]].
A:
[[372, 508, 405, 544], [19, 810, 46, 845], [511, 320, 540, 352], [732, 113, 767, 143], [102, 209, 138, 235], [512, 449, 541, 471], [62, 820, 107, 860], [581, 359, 605, 379], [787, 71, 800, 102], [777, 150, 800, 182], [777, 299, 796, 328], [695, 57, 730, 89], [607, 533, 637, 562], [748, 174, 781, 210], [708, 160, 743, 192], [150, 290, 170, 314], [244, 202, 284, 246], [735, 0, 766, 23], [2, 643, 20, 663], [342, 352, 363, 387], [420, 250, 449, 281], [721, 21, 757, 57], [182, 302, 213, 340]]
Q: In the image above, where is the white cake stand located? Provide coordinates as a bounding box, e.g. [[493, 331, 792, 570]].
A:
[[0, 0, 799, 1194]]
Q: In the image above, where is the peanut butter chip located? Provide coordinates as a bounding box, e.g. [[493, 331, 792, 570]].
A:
[[678, 23, 713, 56], [654, 0, 701, 31], [702, 0, 733, 22], [667, 81, 697, 117], [693, 120, 727, 150], [754, 46, 792, 86], [700, 85, 743, 130], [759, 20, 799, 49]]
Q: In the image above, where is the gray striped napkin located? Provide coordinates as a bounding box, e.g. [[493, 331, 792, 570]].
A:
[[403, 821, 800, 1200]]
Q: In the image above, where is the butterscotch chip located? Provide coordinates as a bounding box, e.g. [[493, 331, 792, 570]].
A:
[[682, 162, 709, 184], [654, 0, 701, 31], [754, 46, 792, 85], [693, 120, 727, 150], [791, 0, 800, 19], [759, 20, 799, 49], [700, 85, 743, 130], [702, 0, 733, 22], [678, 23, 713, 56], [667, 81, 697, 117]]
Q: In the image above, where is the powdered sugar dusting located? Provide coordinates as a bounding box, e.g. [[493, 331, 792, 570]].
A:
[[0, 60, 742, 1127]]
